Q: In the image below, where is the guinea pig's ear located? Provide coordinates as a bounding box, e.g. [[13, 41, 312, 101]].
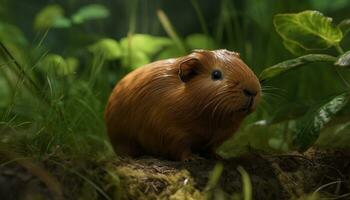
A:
[[178, 57, 202, 83]]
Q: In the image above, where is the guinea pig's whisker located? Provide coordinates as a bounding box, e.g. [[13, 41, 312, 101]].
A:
[[199, 89, 233, 115], [211, 93, 235, 119], [199, 96, 220, 114]]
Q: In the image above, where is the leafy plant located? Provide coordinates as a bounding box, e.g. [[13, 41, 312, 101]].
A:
[[34, 4, 110, 30], [260, 10, 350, 151]]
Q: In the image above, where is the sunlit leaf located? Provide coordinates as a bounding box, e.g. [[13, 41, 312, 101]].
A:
[[293, 92, 349, 151], [64, 57, 79, 75], [88, 38, 122, 60], [120, 34, 172, 56], [274, 10, 343, 50], [34, 4, 70, 30], [52, 17, 71, 28], [185, 34, 216, 50], [121, 51, 150, 70], [41, 54, 77, 76], [338, 19, 350, 36], [0, 22, 28, 46], [335, 50, 350, 68], [156, 44, 184, 60], [259, 54, 336, 82], [71, 4, 110, 24], [282, 40, 308, 56]]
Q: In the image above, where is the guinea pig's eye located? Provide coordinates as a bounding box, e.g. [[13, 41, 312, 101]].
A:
[[211, 70, 222, 80]]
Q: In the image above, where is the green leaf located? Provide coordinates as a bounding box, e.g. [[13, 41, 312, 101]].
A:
[[0, 22, 28, 46], [71, 4, 110, 24], [259, 54, 337, 82], [185, 34, 216, 50], [0, 77, 11, 108], [64, 57, 79, 75], [309, 0, 349, 12], [41, 54, 77, 76], [274, 10, 343, 50], [268, 138, 289, 151], [293, 93, 349, 151], [338, 19, 350, 37], [120, 34, 172, 56], [88, 38, 122, 60], [52, 17, 72, 28], [34, 4, 71, 30], [121, 51, 150, 70], [156, 44, 184, 60], [282, 40, 309, 56], [335, 50, 350, 67]]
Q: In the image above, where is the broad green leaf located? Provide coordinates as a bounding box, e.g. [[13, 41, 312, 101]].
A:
[[185, 34, 216, 50], [41, 54, 77, 76], [52, 17, 71, 28], [34, 4, 71, 30], [120, 34, 172, 56], [335, 50, 350, 67], [268, 138, 289, 151], [282, 40, 309, 56], [71, 4, 110, 24], [156, 44, 184, 60], [259, 54, 337, 82], [64, 57, 79, 75], [274, 10, 343, 50], [0, 22, 28, 46], [88, 38, 122, 60], [121, 51, 150, 70], [317, 121, 350, 148], [338, 19, 350, 36], [267, 103, 309, 124], [293, 92, 349, 151]]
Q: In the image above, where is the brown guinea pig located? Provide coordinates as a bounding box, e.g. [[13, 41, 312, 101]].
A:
[[105, 49, 261, 161]]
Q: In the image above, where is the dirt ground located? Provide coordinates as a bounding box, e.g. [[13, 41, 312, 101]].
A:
[[1, 148, 349, 200]]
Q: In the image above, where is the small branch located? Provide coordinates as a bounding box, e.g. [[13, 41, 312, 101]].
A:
[[335, 44, 345, 54]]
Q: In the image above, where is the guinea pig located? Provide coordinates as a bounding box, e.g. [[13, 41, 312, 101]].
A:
[[105, 49, 261, 161]]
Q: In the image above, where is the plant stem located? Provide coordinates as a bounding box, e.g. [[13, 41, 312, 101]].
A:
[[190, 0, 209, 36], [335, 44, 344, 54], [127, 0, 138, 67], [335, 67, 350, 88], [157, 10, 187, 54], [334, 44, 349, 88]]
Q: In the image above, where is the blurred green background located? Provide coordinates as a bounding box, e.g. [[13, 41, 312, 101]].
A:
[[0, 0, 350, 159]]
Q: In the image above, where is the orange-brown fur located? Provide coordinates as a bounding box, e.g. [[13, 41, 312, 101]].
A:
[[105, 49, 261, 161]]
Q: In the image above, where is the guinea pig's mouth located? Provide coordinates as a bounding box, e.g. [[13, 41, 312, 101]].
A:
[[238, 97, 255, 113]]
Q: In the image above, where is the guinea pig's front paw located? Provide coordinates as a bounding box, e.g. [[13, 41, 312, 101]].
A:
[[179, 150, 195, 162]]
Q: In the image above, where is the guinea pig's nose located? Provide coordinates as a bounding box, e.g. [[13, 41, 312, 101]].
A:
[[243, 89, 257, 97]]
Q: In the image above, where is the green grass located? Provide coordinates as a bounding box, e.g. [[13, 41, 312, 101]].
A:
[[1, 0, 350, 199]]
